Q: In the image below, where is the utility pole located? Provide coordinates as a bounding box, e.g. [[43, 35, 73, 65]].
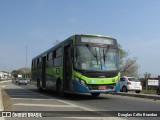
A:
[[25, 46, 28, 78]]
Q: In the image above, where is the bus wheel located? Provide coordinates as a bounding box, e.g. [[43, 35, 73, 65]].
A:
[[37, 79, 43, 92], [56, 81, 64, 97], [91, 93, 100, 97]]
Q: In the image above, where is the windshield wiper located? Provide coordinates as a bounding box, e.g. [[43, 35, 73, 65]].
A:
[[103, 46, 110, 64], [86, 44, 98, 65]]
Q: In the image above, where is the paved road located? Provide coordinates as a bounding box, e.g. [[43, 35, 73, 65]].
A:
[[0, 80, 160, 120]]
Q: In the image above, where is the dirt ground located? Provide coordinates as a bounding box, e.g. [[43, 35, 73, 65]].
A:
[[1, 89, 12, 111]]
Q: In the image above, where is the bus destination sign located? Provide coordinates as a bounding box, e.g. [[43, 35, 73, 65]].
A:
[[81, 37, 114, 45]]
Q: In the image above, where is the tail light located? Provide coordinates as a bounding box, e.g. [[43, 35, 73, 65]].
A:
[[127, 82, 131, 85]]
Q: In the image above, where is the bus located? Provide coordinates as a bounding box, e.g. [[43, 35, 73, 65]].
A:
[[31, 34, 120, 97]]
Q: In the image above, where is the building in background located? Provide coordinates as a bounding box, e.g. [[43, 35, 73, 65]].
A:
[[0, 71, 11, 80]]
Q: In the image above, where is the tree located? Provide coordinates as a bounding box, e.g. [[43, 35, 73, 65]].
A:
[[11, 67, 31, 78], [119, 44, 140, 77], [11, 70, 19, 78]]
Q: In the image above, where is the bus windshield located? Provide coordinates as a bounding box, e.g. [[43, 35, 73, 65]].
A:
[[74, 46, 119, 71]]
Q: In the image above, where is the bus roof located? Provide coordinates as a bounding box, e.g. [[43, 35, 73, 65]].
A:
[[80, 34, 115, 39], [32, 34, 116, 60]]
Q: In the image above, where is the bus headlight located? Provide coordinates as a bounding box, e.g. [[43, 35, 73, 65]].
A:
[[75, 77, 80, 82], [75, 77, 86, 86], [80, 80, 86, 86]]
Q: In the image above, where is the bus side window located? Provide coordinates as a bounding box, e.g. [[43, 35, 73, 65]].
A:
[[47, 52, 53, 67], [53, 47, 62, 67], [53, 51, 56, 66]]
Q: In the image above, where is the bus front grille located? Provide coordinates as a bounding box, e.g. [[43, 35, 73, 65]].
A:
[[87, 84, 116, 90]]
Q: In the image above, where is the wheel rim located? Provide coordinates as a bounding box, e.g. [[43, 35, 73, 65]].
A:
[[123, 87, 127, 92]]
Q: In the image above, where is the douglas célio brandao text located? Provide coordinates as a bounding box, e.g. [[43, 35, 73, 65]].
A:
[[118, 112, 158, 117]]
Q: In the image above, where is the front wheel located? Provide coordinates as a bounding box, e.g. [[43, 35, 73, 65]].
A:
[[91, 93, 100, 97], [122, 86, 128, 92]]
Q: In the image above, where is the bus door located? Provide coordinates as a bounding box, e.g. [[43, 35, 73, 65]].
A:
[[63, 44, 72, 91], [41, 56, 46, 89]]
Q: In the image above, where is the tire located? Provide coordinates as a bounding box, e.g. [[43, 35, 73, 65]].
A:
[[156, 88, 160, 95], [56, 80, 65, 97], [91, 93, 100, 97], [122, 86, 128, 92], [37, 79, 43, 92], [135, 90, 140, 93]]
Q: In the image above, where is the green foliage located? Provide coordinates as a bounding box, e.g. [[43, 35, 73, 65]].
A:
[[11, 70, 19, 78], [11, 67, 31, 78]]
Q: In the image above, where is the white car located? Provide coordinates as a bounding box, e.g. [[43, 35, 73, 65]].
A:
[[120, 76, 142, 93], [17, 78, 28, 85]]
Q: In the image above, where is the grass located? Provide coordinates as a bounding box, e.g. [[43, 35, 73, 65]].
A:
[[141, 87, 157, 95]]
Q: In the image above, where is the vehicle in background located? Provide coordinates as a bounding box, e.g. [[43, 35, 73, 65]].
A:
[[17, 78, 28, 85], [18, 74, 22, 78], [156, 84, 160, 95], [15, 77, 21, 83], [157, 86, 160, 95], [12, 78, 17, 83], [120, 76, 142, 93]]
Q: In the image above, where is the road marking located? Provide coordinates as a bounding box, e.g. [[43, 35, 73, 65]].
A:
[[14, 103, 76, 107], [11, 98, 53, 100], [0, 80, 12, 83], [0, 85, 5, 88], [154, 99, 160, 102], [57, 100, 94, 111]]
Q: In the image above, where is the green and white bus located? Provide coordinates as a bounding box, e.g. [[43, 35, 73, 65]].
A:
[[31, 34, 120, 97]]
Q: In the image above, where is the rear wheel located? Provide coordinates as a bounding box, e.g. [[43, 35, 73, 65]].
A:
[[37, 79, 43, 92], [91, 93, 100, 97], [122, 86, 128, 92], [56, 80, 65, 97]]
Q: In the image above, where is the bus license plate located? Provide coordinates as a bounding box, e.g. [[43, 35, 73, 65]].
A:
[[98, 86, 107, 90]]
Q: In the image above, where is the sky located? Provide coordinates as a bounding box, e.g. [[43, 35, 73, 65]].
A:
[[0, 0, 160, 77]]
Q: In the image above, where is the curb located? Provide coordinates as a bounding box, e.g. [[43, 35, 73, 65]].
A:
[[0, 88, 4, 111], [0, 87, 4, 120], [111, 92, 160, 100]]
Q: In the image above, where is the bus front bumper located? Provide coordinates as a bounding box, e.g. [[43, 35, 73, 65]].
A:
[[72, 80, 120, 93]]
